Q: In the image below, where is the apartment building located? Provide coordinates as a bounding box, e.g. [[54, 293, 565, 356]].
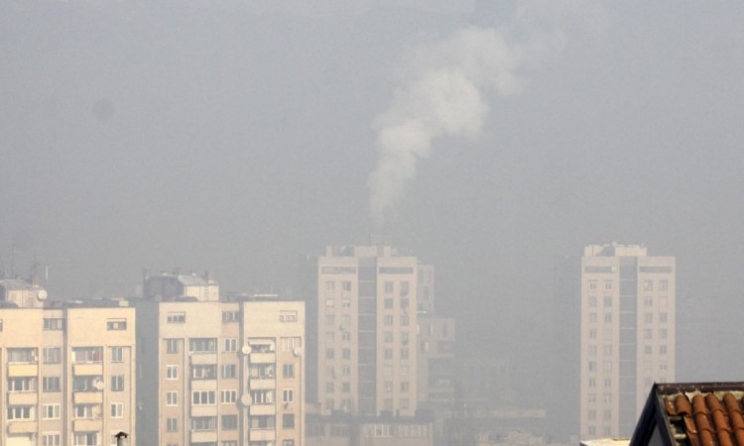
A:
[[304, 244, 419, 417], [580, 243, 676, 439], [0, 282, 136, 446], [136, 273, 305, 446]]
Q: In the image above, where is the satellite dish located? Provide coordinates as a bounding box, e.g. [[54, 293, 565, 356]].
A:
[[293, 348, 302, 357], [37, 290, 48, 301], [240, 394, 252, 407], [241, 345, 252, 355], [94, 379, 104, 391]]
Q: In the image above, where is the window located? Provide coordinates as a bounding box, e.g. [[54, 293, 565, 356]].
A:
[[325, 315, 335, 326], [603, 345, 612, 355], [73, 347, 102, 363], [111, 347, 124, 363], [659, 312, 668, 323], [75, 404, 96, 419], [167, 418, 178, 432], [280, 311, 298, 322], [384, 381, 393, 393], [43, 404, 60, 419], [604, 281, 612, 290], [603, 410, 612, 421], [603, 393, 612, 403], [400, 348, 409, 359], [249, 364, 275, 379], [283, 414, 295, 429], [73, 376, 102, 392], [184, 416, 210, 433], [192, 365, 217, 380], [588, 409, 596, 420], [660, 345, 667, 355], [326, 382, 335, 393], [589, 345, 597, 356], [588, 361, 596, 372], [224, 338, 237, 352], [644, 296, 653, 307], [42, 434, 61, 446], [222, 415, 238, 430], [192, 391, 216, 405], [250, 390, 274, 404], [343, 382, 351, 392], [400, 315, 410, 326], [43, 347, 61, 364], [111, 375, 124, 392], [222, 311, 240, 323], [589, 281, 597, 290], [644, 345, 652, 355], [221, 389, 237, 404], [342, 298, 351, 308], [588, 393, 596, 403], [384, 331, 393, 343], [604, 313, 612, 323], [189, 338, 217, 353], [589, 329, 597, 339], [166, 339, 180, 354], [167, 312, 186, 323], [43, 376, 61, 392], [283, 441, 295, 446], [603, 361, 612, 372], [342, 348, 351, 360], [589, 296, 597, 308], [111, 403, 123, 418], [8, 348, 37, 363], [166, 365, 178, 380], [9, 377, 34, 392], [106, 319, 127, 330], [660, 329, 668, 340], [400, 298, 409, 309], [326, 348, 334, 360], [659, 280, 669, 291], [384, 348, 393, 359], [44, 318, 65, 330], [326, 298, 335, 307], [589, 313, 597, 323], [8, 406, 33, 420], [384, 315, 393, 326], [283, 364, 294, 378], [400, 281, 410, 296], [74, 433, 98, 446], [342, 281, 351, 292], [384, 281, 394, 294], [644, 312, 653, 324], [384, 298, 393, 309], [325, 281, 335, 293], [643, 280, 653, 291], [603, 377, 612, 388], [589, 378, 596, 388], [166, 391, 178, 406], [283, 389, 294, 403], [221, 364, 237, 379], [603, 296, 612, 308], [250, 415, 275, 429]]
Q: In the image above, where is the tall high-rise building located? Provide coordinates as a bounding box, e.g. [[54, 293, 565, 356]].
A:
[[136, 272, 305, 446], [0, 279, 137, 446], [304, 244, 419, 417], [579, 243, 675, 439]]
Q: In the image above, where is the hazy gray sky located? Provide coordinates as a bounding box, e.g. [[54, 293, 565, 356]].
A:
[[2, 0, 744, 401]]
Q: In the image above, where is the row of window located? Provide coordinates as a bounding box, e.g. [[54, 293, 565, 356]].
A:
[[166, 442, 294, 446], [164, 389, 295, 406], [587, 328, 669, 340], [587, 279, 670, 292], [164, 363, 295, 381], [6, 346, 128, 364], [164, 414, 295, 432], [164, 337, 300, 354], [7, 375, 125, 392]]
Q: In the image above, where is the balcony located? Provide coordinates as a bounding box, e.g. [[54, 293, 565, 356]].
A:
[[74, 363, 103, 376], [8, 392, 38, 406], [190, 379, 217, 391], [249, 379, 275, 390], [190, 430, 218, 443], [250, 429, 276, 442], [74, 418, 102, 432], [74, 391, 103, 404], [190, 405, 218, 417], [189, 353, 218, 365], [8, 364, 38, 377], [249, 353, 275, 364], [8, 420, 37, 434], [249, 404, 276, 416]]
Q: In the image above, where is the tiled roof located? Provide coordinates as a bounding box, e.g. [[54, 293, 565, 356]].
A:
[[631, 383, 744, 446]]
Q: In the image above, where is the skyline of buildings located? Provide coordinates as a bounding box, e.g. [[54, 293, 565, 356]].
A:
[[0, 240, 680, 446]]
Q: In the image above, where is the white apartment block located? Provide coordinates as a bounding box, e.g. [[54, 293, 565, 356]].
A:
[[137, 273, 305, 446], [0, 292, 136, 446], [307, 244, 419, 417], [580, 243, 675, 439]]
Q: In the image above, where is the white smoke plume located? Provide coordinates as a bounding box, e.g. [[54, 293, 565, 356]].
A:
[[368, 1, 604, 224]]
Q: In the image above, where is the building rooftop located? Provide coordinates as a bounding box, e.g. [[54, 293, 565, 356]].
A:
[[631, 382, 744, 446], [581, 439, 631, 446]]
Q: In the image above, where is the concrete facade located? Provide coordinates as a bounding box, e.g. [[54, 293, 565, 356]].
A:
[[580, 243, 676, 439]]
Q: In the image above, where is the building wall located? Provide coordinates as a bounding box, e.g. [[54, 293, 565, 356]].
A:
[[312, 245, 419, 417], [135, 296, 305, 446], [579, 244, 675, 439], [0, 306, 136, 446]]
